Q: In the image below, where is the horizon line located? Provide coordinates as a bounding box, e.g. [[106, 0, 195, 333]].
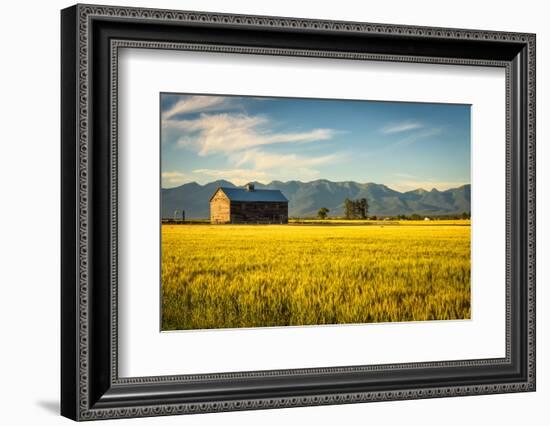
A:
[[162, 179, 471, 194]]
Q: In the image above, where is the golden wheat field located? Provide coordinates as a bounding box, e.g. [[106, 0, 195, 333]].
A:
[[161, 221, 471, 330]]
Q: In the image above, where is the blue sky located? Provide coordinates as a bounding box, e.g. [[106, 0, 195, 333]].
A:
[[160, 93, 470, 192]]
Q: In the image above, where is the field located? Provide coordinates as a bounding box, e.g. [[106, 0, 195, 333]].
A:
[[161, 221, 471, 330]]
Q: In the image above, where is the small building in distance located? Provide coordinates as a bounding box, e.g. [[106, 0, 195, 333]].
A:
[[210, 183, 288, 224]]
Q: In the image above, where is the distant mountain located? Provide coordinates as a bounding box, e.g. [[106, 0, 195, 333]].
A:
[[161, 179, 471, 219]]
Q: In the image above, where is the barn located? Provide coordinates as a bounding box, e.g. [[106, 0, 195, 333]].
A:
[[210, 183, 289, 224]]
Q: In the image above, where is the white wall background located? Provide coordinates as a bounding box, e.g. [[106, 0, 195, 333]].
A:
[[0, 0, 546, 424]]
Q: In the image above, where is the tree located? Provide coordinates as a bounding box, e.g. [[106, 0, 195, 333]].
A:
[[317, 207, 330, 219], [353, 200, 361, 219], [359, 198, 368, 219], [344, 197, 369, 220], [344, 198, 353, 219]]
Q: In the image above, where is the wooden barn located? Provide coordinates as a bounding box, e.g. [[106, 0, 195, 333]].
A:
[[210, 183, 289, 224]]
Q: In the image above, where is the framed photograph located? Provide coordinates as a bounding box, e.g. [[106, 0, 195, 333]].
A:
[[159, 93, 473, 331], [61, 4, 536, 421]]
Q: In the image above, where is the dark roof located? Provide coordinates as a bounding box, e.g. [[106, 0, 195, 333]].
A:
[[212, 187, 288, 202]]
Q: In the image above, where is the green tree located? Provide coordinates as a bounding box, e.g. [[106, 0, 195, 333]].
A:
[[344, 197, 369, 219], [344, 198, 353, 219], [354, 199, 361, 219], [359, 198, 368, 219], [317, 207, 330, 219]]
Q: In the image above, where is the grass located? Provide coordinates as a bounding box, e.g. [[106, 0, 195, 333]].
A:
[[161, 222, 471, 330]]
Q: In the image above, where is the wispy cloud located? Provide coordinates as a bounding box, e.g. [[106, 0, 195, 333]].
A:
[[162, 105, 345, 186], [234, 149, 340, 170], [162, 95, 230, 120], [380, 120, 423, 134], [393, 172, 417, 179], [388, 127, 443, 150], [161, 171, 189, 188], [164, 113, 337, 155]]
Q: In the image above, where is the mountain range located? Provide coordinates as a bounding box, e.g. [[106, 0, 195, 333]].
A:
[[161, 180, 471, 219]]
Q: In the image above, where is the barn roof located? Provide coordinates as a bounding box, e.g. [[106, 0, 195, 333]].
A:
[[212, 187, 288, 202]]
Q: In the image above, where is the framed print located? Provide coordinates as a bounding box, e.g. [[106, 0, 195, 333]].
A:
[[61, 4, 536, 421]]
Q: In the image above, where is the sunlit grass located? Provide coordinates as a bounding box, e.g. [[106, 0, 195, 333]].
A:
[[289, 219, 471, 226], [161, 223, 470, 330]]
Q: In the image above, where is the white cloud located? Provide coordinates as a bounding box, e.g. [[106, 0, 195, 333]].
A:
[[162, 95, 229, 120], [381, 120, 423, 134], [388, 127, 443, 149], [393, 172, 417, 179], [161, 171, 189, 188], [264, 128, 335, 143], [234, 149, 340, 170], [162, 103, 344, 186], [163, 113, 337, 155]]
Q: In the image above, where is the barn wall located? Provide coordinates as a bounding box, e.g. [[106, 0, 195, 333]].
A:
[[230, 202, 288, 224], [210, 191, 231, 224]]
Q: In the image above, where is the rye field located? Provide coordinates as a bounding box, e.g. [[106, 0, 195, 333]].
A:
[[161, 221, 471, 330]]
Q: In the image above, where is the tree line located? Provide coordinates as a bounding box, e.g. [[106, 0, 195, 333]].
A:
[[316, 196, 470, 220]]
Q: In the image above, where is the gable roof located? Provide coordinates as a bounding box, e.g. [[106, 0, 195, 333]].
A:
[[211, 187, 288, 203]]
